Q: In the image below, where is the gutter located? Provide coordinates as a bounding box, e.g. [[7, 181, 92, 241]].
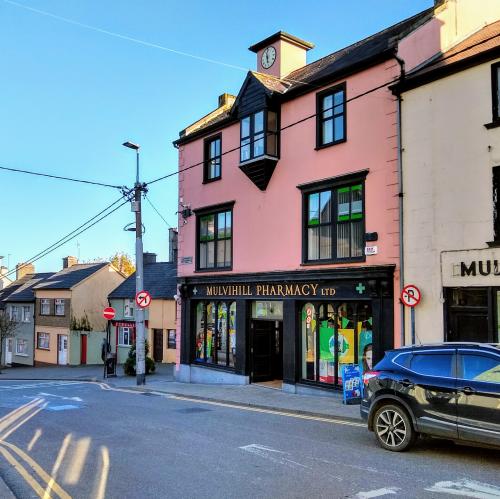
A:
[[394, 50, 406, 347]]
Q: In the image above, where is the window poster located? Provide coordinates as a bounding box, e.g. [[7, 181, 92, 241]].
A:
[[358, 320, 373, 374], [319, 320, 335, 383]]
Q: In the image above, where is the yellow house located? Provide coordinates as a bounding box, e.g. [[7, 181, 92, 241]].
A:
[[33, 257, 125, 365]]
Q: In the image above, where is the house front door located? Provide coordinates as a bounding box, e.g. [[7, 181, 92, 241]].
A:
[[5, 338, 13, 365], [81, 335, 87, 365], [153, 329, 163, 363], [58, 335, 68, 365]]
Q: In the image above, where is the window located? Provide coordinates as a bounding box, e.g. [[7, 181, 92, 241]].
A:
[[301, 301, 373, 386], [9, 305, 19, 321], [204, 135, 222, 182], [167, 329, 176, 349], [118, 327, 134, 346], [40, 299, 50, 315], [195, 301, 236, 367], [55, 299, 65, 316], [410, 353, 454, 377], [492, 62, 500, 122], [461, 353, 500, 384], [317, 83, 346, 147], [16, 339, 28, 356], [37, 332, 50, 350], [21, 306, 30, 322], [198, 209, 232, 270], [305, 183, 364, 262], [240, 110, 278, 163], [124, 299, 134, 318]]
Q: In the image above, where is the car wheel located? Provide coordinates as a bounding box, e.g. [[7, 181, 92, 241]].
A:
[[373, 404, 415, 452]]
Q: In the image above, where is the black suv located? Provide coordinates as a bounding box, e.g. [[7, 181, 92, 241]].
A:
[[361, 343, 500, 451]]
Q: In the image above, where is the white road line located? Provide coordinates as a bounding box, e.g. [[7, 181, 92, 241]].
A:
[[239, 444, 311, 469], [38, 392, 83, 402], [355, 487, 400, 498], [0, 381, 83, 391], [425, 479, 500, 498]]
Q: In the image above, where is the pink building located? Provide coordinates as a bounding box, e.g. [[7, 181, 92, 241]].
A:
[[173, 2, 476, 391]]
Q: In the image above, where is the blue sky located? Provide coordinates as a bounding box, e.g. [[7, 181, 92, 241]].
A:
[[0, 0, 433, 275]]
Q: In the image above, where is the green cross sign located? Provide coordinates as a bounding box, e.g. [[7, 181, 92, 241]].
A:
[[356, 283, 366, 294]]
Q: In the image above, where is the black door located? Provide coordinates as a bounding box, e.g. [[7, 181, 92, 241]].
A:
[[456, 349, 500, 446], [251, 321, 274, 382], [395, 349, 458, 439], [153, 329, 163, 363]]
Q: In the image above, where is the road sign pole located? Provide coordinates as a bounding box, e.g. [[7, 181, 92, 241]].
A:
[[410, 306, 416, 345]]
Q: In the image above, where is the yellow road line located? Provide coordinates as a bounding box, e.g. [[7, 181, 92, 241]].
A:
[[169, 395, 365, 427], [1, 440, 72, 499], [0, 445, 46, 498], [0, 404, 47, 442], [44, 434, 72, 499], [94, 446, 110, 499], [0, 398, 44, 433]]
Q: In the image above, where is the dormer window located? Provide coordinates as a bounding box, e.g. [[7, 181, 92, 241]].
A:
[[240, 110, 278, 163]]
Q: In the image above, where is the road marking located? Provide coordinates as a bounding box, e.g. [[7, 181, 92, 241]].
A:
[[355, 487, 400, 498], [28, 429, 43, 452], [94, 446, 110, 499], [64, 437, 90, 485], [0, 381, 83, 391], [46, 405, 79, 412], [0, 445, 47, 498], [239, 444, 311, 469], [0, 402, 47, 441], [45, 434, 72, 499], [425, 479, 500, 498], [169, 395, 365, 426], [38, 393, 83, 402]]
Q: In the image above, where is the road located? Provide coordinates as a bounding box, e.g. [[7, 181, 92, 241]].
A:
[[0, 380, 499, 499]]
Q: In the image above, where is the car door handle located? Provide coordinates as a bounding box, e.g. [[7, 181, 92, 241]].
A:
[[461, 386, 476, 395], [400, 379, 414, 388]]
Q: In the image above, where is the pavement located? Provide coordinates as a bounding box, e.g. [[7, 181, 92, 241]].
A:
[[0, 363, 361, 421]]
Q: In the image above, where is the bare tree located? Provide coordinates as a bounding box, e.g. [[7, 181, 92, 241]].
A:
[[0, 313, 18, 372]]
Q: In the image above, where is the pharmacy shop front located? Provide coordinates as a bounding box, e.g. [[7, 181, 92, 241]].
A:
[[177, 267, 395, 393]]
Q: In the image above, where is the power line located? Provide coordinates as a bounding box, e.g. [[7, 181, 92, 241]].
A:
[[146, 32, 500, 187], [0, 165, 124, 190], [3, 191, 132, 279], [144, 194, 172, 229]]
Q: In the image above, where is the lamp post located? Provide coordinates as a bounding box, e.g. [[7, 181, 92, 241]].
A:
[[123, 141, 146, 385]]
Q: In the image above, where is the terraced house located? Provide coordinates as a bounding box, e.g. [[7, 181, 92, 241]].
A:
[[174, 0, 499, 392], [33, 257, 124, 366]]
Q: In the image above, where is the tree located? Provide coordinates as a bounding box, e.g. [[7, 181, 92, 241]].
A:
[[110, 252, 135, 276], [0, 313, 18, 372]]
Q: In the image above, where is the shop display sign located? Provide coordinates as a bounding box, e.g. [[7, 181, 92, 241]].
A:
[[341, 364, 362, 404]]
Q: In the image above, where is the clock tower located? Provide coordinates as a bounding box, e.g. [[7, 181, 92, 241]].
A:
[[249, 31, 314, 80]]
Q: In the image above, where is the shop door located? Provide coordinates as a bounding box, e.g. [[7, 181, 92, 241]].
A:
[[153, 329, 163, 363], [80, 335, 87, 365], [58, 335, 68, 365], [251, 321, 274, 382], [5, 338, 13, 365]]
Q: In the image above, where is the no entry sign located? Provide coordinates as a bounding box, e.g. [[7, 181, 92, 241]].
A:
[[401, 285, 421, 307], [135, 290, 152, 308], [103, 307, 116, 320]]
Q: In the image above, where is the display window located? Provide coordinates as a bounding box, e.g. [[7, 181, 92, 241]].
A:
[[195, 300, 236, 368], [301, 301, 373, 387]]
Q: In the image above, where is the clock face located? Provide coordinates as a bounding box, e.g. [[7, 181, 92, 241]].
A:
[[261, 46, 276, 69]]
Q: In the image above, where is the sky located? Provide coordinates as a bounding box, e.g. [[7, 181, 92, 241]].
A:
[[0, 0, 433, 276]]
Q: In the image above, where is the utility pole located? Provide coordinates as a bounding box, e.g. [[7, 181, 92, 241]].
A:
[[123, 141, 146, 385]]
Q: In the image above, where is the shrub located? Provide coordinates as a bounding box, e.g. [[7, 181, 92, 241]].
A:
[[123, 340, 156, 376]]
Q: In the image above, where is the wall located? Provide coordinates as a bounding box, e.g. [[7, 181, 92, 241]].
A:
[[34, 325, 66, 364], [35, 290, 71, 328], [149, 299, 177, 363], [72, 265, 125, 331], [69, 330, 106, 365], [401, 58, 500, 343], [9, 302, 35, 366]]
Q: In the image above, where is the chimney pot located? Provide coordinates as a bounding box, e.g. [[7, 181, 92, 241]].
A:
[[143, 252, 157, 265], [16, 262, 35, 280], [63, 256, 78, 269]]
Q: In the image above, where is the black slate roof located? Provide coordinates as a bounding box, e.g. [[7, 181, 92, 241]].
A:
[[0, 273, 54, 304], [108, 262, 177, 300], [34, 263, 108, 290]]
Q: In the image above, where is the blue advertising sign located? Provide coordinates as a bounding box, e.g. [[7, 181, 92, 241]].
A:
[[342, 364, 362, 404]]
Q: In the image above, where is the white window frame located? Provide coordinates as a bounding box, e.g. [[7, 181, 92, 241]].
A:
[[9, 305, 19, 321], [40, 299, 50, 315], [37, 332, 50, 350], [22, 306, 31, 323], [124, 299, 134, 318], [118, 327, 134, 346], [55, 299, 65, 316], [16, 339, 28, 356]]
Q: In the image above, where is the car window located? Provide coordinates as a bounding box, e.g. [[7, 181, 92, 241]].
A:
[[410, 353, 453, 377], [461, 354, 500, 384]]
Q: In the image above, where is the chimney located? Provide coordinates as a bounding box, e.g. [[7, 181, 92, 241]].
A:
[[63, 256, 78, 269], [169, 228, 178, 264], [0, 266, 7, 277], [143, 252, 157, 266], [249, 31, 314, 79], [16, 262, 35, 280], [218, 93, 236, 108]]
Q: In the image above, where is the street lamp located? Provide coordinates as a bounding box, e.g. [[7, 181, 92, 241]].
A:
[[122, 140, 146, 386]]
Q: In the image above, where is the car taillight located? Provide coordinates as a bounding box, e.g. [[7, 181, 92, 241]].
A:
[[363, 371, 381, 385]]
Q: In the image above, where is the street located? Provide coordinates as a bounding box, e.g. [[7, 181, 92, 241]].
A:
[[0, 381, 499, 498]]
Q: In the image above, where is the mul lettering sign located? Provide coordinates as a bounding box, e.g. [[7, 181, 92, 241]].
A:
[[460, 260, 500, 277]]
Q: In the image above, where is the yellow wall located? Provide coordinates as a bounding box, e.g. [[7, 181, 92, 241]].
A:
[[34, 325, 67, 364], [72, 265, 125, 331], [148, 299, 177, 363], [35, 289, 71, 299]]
